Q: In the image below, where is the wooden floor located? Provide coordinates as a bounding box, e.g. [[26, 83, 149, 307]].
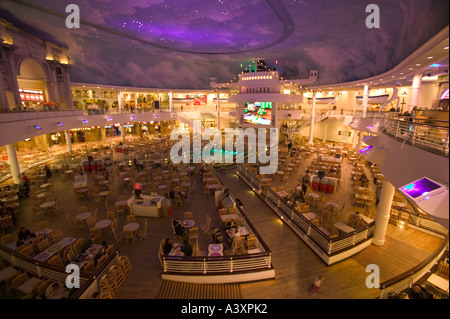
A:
[[2, 139, 446, 300], [154, 280, 241, 299]]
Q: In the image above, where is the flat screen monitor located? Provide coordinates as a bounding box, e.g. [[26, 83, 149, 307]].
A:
[[243, 102, 272, 125], [400, 177, 444, 202]]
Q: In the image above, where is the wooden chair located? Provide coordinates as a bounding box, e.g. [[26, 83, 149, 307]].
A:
[[36, 221, 48, 230], [201, 214, 211, 234], [184, 211, 193, 220], [86, 216, 96, 229], [0, 215, 14, 233], [50, 229, 64, 244], [79, 206, 88, 213], [48, 254, 64, 267], [137, 218, 149, 239], [118, 255, 132, 276], [1, 233, 16, 246], [32, 206, 45, 221], [35, 279, 51, 297], [123, 228, 136, 245], [232, 236, 246, 255], [174, 194, 183, 207], [246, 234, 258, 250], [73, 238, 84, 255], [437, 262, 449, 279], [126, 214, 136, 224], [74, 217, 85, 230], [106, 245, 114, 257], [188, 227, 198, 244], [90, 227, 102, 241], [18, 245, 35, 258], [11, 272, 29, 294], [111, 227, 124, 243], [97, 254, 108, 266], [234, 217, 244, 227], [107, 211, 115, 221], [84, 260, 95, 273], [37, 238, 50, 252]]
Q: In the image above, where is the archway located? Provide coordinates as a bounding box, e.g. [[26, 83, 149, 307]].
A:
[[16, 58, 48, 111]]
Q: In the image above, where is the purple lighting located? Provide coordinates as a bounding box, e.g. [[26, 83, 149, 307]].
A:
[[359, 145, 374, 154], [400, 178, 442, 199]]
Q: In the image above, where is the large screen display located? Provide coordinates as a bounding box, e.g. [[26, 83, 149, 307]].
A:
[[400, 177, 443, 199], [243, 102, 272, 125]]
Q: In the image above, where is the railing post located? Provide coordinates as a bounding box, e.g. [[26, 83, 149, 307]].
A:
[[395, 120, 400, 138], [267, 253, 272, 268], [163, 257, 167, 272], [444, 130, 449, 155], [36, 263, 42, 277], [230, 257, 233, 273], [203, 258, 207, 274]]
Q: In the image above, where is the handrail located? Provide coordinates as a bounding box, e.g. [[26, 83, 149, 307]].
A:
[[209, 165, 271, 254], [0, 242, 91, 283], [378, 233, 449, 298], [70, 248, 120, 299], [159, 165, 273, 279], [379, 115, 449, 157], [236, 164, 375, 262]]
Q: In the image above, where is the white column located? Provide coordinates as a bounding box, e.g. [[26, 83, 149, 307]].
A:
[[64, 130, 72, 153], [101, 126, 106, 143], [362, 84, 370, 118], [121, 124, 125, 143], [409, 73, 422, 112], [308, 91, 316, 144], [216, 91, 221, 130], [118, 91, 123, 113], [373, 180, 396, 246], [356, 131, 362, 152], [6, 144, 20, 184], [323, 123, 328, 142]]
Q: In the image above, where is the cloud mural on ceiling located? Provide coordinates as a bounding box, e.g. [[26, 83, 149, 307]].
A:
[[1, 0, 448, 89]]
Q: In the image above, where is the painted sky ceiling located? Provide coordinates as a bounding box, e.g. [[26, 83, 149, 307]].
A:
[[1, 0, 449, 89]]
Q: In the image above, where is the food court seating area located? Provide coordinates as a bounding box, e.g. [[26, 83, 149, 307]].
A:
[[249, 139, 378, 238]]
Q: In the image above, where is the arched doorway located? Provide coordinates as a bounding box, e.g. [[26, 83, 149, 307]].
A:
[[16, 58, 48, 111]]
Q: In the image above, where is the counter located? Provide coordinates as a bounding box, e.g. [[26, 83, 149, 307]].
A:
[[127, 194, 164, 218]]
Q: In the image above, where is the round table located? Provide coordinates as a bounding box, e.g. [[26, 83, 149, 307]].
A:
[[98, 180, 109, 185], [75, 212, 92, 220], [95, 219, 112, 229], [40, 183, 52, 189], [98, 191, 109, 197], [181, 220, 195, 228], [36, 192, 48, 198], [123, 222, 140, 232], [64, 170, 73, 175], [40, 201, 56, 209], [308, 193, 319, 199]]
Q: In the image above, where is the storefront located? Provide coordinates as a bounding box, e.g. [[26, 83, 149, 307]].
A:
[[19, 88, 45, 110]]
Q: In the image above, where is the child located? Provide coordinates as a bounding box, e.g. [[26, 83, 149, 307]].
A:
[[309, 275, 324, 295]]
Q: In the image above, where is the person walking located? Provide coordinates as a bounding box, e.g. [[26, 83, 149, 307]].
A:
[[309, 275, 324, 295]]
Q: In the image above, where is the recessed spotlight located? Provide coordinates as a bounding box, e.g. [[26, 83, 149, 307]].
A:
[[33, 125, 42, 130], [445, 46, 449, 50], [427, 56, 433, 59], [416, 64, 421, 66], [82, 119, 88, 124], [57, 122, 64, 126]]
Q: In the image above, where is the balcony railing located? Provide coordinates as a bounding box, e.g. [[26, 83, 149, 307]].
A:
[[379, 115, 449, 157]]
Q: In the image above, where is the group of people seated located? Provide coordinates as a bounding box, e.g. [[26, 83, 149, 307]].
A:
[[163, 238, 192, 256]]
